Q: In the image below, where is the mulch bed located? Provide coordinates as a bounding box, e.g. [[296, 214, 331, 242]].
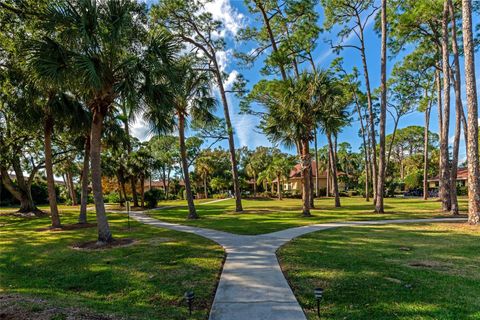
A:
[[36, 223, 97, 232], [71, 238, 136, 250], [0, 294, 121, 320]]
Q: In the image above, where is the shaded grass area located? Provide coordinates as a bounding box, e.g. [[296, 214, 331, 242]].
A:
[[0, 209, 224, 319], [278, 223, 480, 320], [148, 197, 467, 235]]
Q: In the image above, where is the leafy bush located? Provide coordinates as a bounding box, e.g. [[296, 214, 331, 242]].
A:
[[144, 189, 163, 208], [31, 181, 49, 204], [104, 192, 121, 204], [456, 186, 468, 196]]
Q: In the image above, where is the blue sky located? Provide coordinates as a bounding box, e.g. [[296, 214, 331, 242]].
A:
[[134, 0, 480, 162]]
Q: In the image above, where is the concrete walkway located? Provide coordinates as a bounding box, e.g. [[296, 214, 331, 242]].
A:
[[130, 212, 465, 320]]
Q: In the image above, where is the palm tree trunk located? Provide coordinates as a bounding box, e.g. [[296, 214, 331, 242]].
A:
[[179, 113, 198, 219], [203, 175, 208, 199], [277, 174, 282, 200], [439, 1, 452, 212], [449, 0, 462, 215], [375, 0, 387, 213], [120, 175, 127, 205], [326, 155, 330, 197], [90, 109, 113, 244], [423, 101, 431, 200], [309, 165, 315, 208], [462, 0, 480, 224], [314, 129, 319, 197], [117, 175, 125, 206], [79, 135, 90, 223], [140, 176, 145, 208], [327, 134, 340, 207], [214, 67, 243, 212], [44, 111, 61, 227], [253, 173, 257, 197], [301, 139, 311, 216]]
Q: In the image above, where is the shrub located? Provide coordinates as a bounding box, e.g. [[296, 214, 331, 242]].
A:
[[31, 181, 49, 204], [144, 189, 163, 208], [457, 186, 468, 196], [104, 192, 121, 204]]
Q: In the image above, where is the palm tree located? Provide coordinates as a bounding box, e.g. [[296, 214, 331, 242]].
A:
[[269, 154, 295, 200], [314, 74, 351, 208], [145, 60, 216, 219], [461, 0, 480, 224], [27, 0, 170, 244], [196, 154, 214, 199]]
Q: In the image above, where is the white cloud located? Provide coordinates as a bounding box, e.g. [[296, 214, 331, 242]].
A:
[[203, 0, 245, 37], [224, 69, 239, 89], [215, 48, 235, 72], [232, 114, 271, 148]]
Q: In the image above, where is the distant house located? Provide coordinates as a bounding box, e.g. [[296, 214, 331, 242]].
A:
[[428, 168, 468, 189], [144, 179, 185, 191], [279, 161, 346, 192]]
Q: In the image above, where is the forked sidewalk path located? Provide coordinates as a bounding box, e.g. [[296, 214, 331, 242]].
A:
[[130, 213, 465, 320]]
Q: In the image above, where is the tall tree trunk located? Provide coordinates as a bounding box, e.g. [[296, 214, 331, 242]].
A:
[[90, 109, 113, 244], [328, 134, 341, 207], [423, 101, 432, 200], [67, 172, 77, 206], [462, 0, 480, 224], [439, 1, 452, 212], [179, 113, 198, 219], [117, 175, 125, 206], [44, 112, 61, 227], [256, 0, 287, 80], [314, 129, 319, 197], [79, 136, 90, 223], [309, 165, 315, 208], [301, 139, 311, 216], [277, 174, 282, 200], [120, 175, 127, 205], [253, 173, 257, 197], [375, 0, 387, 213], [386, 117, 400, 170], [355, 99, 370, 201], [203, 175, 208, 199], [326, 155, 330, 197], [359, 30, 378, 205], [123, 117, 139, 207], [449, 0, 462, 215], [140, 176, 145, 208], [214, 68, 243, 212]]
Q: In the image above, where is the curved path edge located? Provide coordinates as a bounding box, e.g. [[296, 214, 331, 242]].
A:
[[129, 212, 466, 320]]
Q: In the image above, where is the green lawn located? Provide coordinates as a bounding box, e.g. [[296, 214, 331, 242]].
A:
[[148, 197, 468, 235], [278, 223, 480, 320], [0, 208, 224, 319]]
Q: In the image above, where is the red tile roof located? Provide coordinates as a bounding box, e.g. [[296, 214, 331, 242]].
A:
[[429, 168, 468, 182]]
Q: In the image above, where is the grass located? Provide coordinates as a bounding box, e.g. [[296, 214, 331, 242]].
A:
[[0, 207, 224, 319], [147, 197, 468, 235], [277, 222, 480, 320]]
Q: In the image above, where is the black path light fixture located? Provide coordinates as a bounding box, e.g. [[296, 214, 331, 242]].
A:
[[185, 290, 195, 316], [314, 287, 324, 318]]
